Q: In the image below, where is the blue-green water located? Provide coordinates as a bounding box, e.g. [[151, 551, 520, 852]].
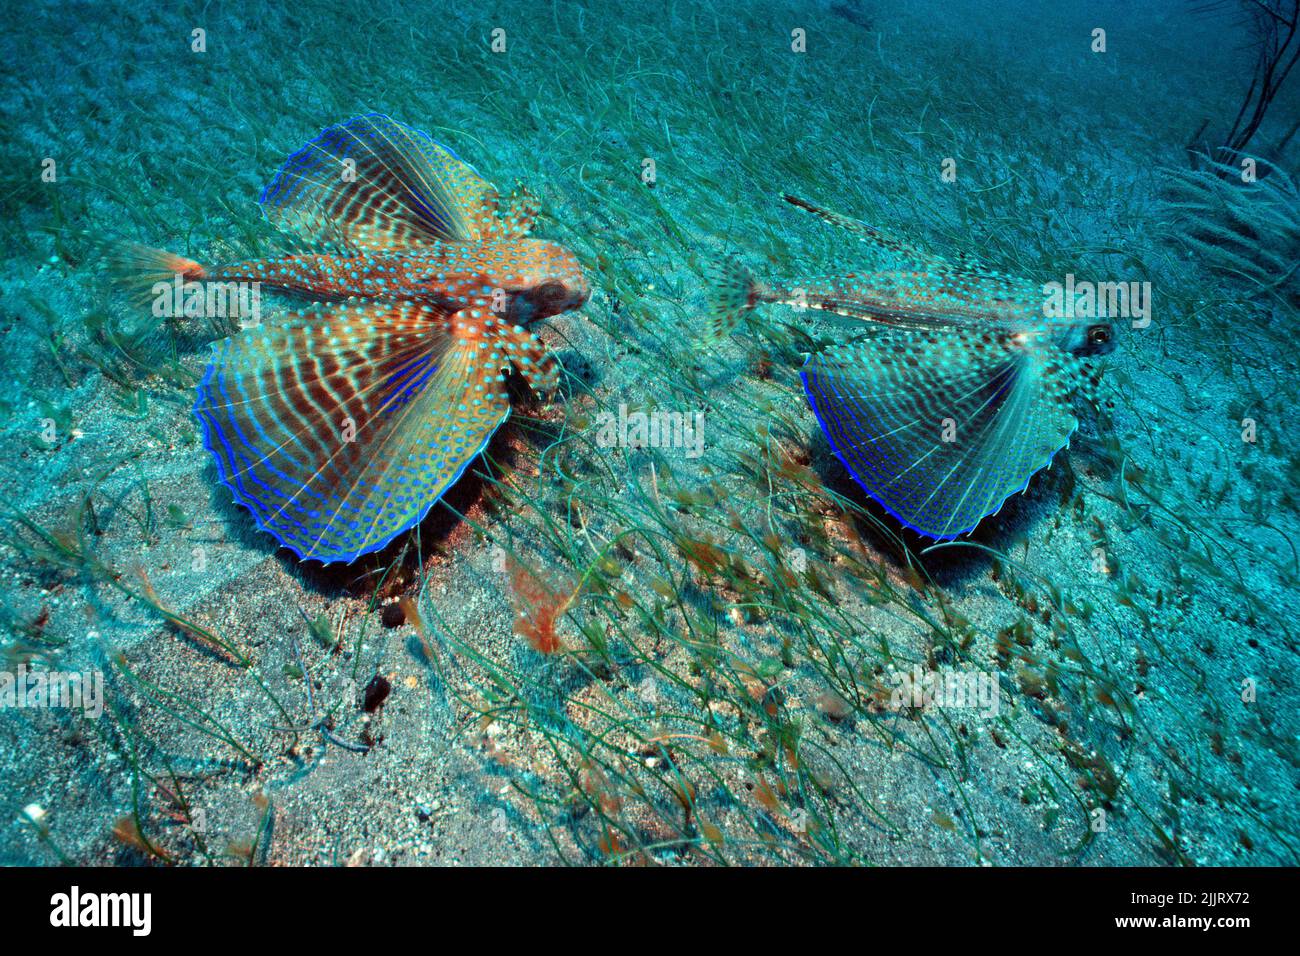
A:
[[0, 0, 1296, 866]]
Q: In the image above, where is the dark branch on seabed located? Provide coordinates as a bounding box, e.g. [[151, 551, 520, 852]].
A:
[[1186, 0, 1300, 171]]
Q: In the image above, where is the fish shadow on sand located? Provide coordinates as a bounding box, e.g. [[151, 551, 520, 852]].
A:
[[552, 348, 603, 399], [806, 426, 1074, 590]]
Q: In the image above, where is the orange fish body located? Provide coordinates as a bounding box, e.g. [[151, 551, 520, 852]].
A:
[[210, 240, 587, 316], [141, 115, 589, 563]]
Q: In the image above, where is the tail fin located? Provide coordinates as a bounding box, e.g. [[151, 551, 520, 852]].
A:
[[705, 257, 763, 339], [107, 243, 208, 308]]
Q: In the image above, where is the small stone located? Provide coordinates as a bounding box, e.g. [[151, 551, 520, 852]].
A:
[[363, 674, 392, 713]]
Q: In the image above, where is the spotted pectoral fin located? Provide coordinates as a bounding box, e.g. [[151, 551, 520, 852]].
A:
[[495, 184, 541, 239], [800, 331, 1079, 539], [259, 114, 500, 251], [500, 321, 558, 397], [194, 299, 511, 563]]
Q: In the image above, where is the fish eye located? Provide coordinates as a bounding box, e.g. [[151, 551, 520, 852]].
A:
[[515, 281, 573, 322], [1088, 325, 1111, 344], [532, 281, 567, 305]]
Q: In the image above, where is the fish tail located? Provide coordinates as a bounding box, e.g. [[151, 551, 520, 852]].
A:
[[107, 243, 208, 307], [705, 257, 764, 339]]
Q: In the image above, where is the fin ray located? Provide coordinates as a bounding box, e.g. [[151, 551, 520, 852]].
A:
[[260, 114, 499, 250], [704, 257, 763, 339], [194, 300, 510, 563], [801, 331, 1078, 538]]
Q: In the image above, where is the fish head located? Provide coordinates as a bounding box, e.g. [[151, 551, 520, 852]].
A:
[[495, 239, 590, 324], [1049, 319, 1116, 357]]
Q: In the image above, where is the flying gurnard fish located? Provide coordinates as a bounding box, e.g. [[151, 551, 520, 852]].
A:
[[708, 194, 1115, 540], [122, 115, 588, 563]]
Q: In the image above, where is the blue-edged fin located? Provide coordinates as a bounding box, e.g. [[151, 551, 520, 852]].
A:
[[259, 114, 501, 250], [801, 330, 1079, 539], [194, 300, 510, 563]]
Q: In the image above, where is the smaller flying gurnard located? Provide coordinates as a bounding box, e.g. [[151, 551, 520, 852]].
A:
[[708, 194, 1115, 540]]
